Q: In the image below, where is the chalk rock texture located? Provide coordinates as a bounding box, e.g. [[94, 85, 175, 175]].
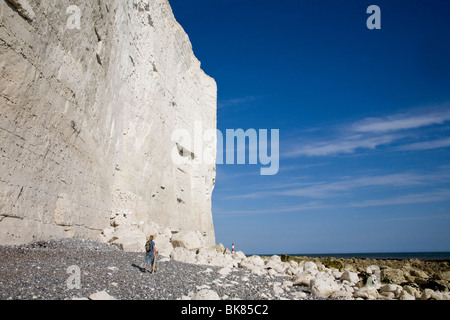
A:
[[0, 0, 217, 246]]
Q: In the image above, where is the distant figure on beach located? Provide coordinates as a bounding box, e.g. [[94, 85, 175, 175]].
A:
[[232, 243, 235, 254], [143, 235, 157, 273]]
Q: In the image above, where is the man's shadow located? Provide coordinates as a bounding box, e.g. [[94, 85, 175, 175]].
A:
[[131, 263, 146, 272]]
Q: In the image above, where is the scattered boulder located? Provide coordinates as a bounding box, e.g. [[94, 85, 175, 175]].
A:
[[330, 284, 354, 300], [304, 261, 319, 275], [366, 265, 381, 275], [379, 284, 403, 296], [353, 286, 379, 300], [84, 225, 450, 302], [381, 267, 406, 284], [217, 267, 233, 277], [310, 272, 341, 299], [192, 289, 220, 300], [340, 271, 359, 284], [171, 231, 205, 251], [420, 289, 450, 300], [272, 282, 284, 296], [208, 243, 223, 253], [153, 228, 174, 258], [89, 291, 117, 300], [265, 256, 287, 274], [239, 255, 266, 275], [402, 284, 422, 299], [108, 226, 146, 253], [438, 270, 450, 281], [171, 247, 196, 264], [232, 251, 246, 260], [195, 246, 235, 268], [208, 254, 235, 269], [292, 271, 316, 287], [399, 290, 415, 300]]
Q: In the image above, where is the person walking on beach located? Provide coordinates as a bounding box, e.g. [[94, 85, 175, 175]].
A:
[[143, 235, 157, 273]]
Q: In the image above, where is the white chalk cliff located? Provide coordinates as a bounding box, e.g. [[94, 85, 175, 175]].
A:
[[0, 0, 217, 247]]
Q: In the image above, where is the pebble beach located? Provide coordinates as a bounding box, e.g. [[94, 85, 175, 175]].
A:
[[0, 239, 311, 300]]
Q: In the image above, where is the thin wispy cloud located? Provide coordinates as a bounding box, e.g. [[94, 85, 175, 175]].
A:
[[215, 189, 450, 217], [347, 189, 450, 208], [382, 214, 450, 222], [352, 110, 450, 133], [284, 107, 450, 158], [218, 96, 259, 109], [278, 173, 428, 198], [213, 201, 332, 217], [397, 137, 450, 151], [223, 171, 450, 200], [284, 134, 399, 157]]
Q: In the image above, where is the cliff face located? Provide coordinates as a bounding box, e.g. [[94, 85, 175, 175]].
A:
[[0, 0, 217, 247]]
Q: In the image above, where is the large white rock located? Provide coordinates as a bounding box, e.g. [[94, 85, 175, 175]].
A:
[[353, 286, 379, 300], [238, 255, 267, 275], [330, 286, 355, 300], [0, 0, 217, 246], [153, 234, 174, 258], [399, 290, 415, 300], [304, 261, 319, 275], [209, 254, 235, 269], [217, 267, 233, 277], [310, 272, 341, 299], [232, 251, 246, 260], [292, 261, 320, 286], [109, 226, 146, 252], [379, 284, 403, 294], [265, 256, 287, 274], [171, 231, 205, 250], [246, 255, 266, 268], [196, 247, 219, 262], [420, 289, 450, 301], [192, 243, 237, 268], [340, 271, 360, 284], [170, 247, 197, 264], [292, 271, 316, 287]]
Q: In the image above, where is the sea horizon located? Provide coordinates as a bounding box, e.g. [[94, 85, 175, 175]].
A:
[[253, 251, 450, 261]]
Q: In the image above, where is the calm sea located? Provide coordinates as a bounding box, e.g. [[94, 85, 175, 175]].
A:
[[280, 252, 450, 261]]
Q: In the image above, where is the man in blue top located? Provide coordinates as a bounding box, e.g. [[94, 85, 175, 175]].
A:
[[143, 235, 157, 273]]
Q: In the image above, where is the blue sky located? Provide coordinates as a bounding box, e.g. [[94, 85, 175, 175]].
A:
[[170, 0, 450, 254]]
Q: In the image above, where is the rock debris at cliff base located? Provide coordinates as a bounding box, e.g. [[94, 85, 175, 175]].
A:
[[0, 239, 311, 300]]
